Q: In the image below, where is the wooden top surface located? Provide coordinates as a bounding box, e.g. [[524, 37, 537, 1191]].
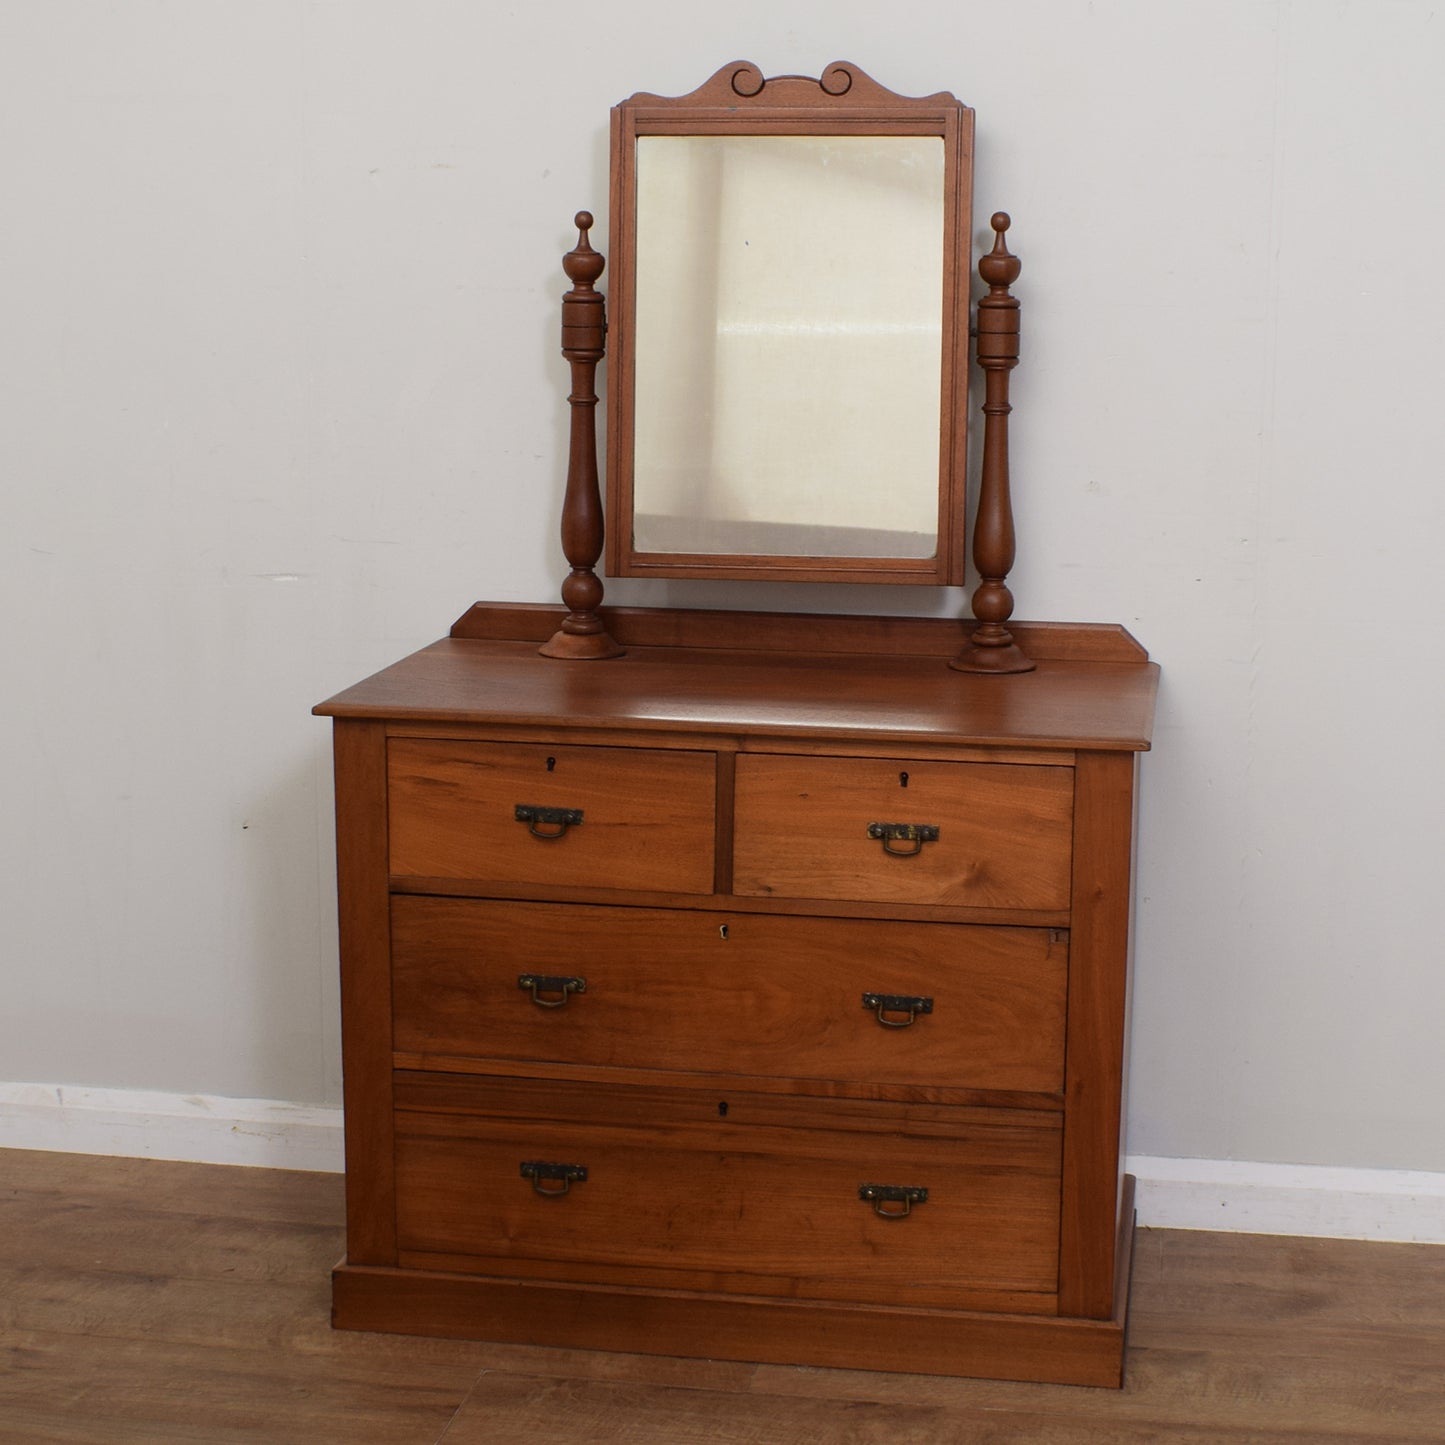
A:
[[316, 604, 1157, 752]]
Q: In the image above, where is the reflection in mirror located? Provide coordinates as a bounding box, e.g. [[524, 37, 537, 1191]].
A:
[[631, 135, 944, 560]]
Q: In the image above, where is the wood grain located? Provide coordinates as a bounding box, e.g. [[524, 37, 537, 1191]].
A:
[[7, 1150, 1443, 1442], [318, 600, 1157, 1384], [386, 873, 1072, 930], [952, 213, 1031, 674], [733, 752, 1074, 909], [390, 1075, 1062, 1311], [450, 601, 1151, 664], [390, 897, 1068, 1094], [333, 1263, 1125, 1387], [386, 737, 716, 894], [1058, 751, 1136, 1318], [331, 719, 396, 1265], [390, 1052, 1066, 1113], [538, 212, 622, 660], [318, 639, 1159, 751], [0, 1151, 481, 1444]]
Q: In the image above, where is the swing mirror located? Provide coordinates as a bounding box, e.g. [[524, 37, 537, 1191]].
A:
[[604, 62, 974, 585]]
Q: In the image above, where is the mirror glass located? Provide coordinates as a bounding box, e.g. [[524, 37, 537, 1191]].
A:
[[630, 134, 944, 560]]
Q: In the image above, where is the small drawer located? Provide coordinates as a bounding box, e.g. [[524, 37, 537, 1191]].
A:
[[392, 898, 1067, 1094], [732, 753, 1073, 910], [387, 739, 716, 894], [394, 1075, 1062, 1312]]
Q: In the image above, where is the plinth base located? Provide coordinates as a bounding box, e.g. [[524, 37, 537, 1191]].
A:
[[332, 1178, 1137, 1389]]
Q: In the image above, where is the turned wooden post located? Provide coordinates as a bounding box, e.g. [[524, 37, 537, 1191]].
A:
[[951, 213, 1034, 675], [540, 211, 624, 660]]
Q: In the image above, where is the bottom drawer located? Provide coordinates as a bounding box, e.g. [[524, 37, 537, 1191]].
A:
[[393, 1074, 1062, 1314]]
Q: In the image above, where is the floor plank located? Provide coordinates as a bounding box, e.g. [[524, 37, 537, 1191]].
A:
[[1, 1328, 479, 1445], [744, 1231, 1445, 1441], [0, 1151, 482, 1445], [442, 1369, 1434, 1445], [2, 1147, 1442, 1443]]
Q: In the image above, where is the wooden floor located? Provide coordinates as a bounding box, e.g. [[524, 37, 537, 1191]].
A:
[[1, 1149, 1442, 1443]]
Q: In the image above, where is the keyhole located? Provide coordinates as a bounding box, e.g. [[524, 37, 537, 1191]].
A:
[[719, 924, 729, 940], [717, 1101, 729, 1118], [899, 771, 909, 788], [545, 756, 556, 772]]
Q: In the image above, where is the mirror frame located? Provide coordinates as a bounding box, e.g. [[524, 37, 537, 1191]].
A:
[[604, 61, 974, 587]]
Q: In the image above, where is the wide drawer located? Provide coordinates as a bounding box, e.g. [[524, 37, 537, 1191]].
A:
[[392, 898, 1067, 1095], [732, 753, 1073, 910], [393, 1075, 1062, 1312], [387, 739, 716, 894]]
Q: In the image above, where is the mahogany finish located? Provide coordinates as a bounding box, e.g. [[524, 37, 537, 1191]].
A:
[[316, 603, 1157, 1386], [331, 719, 396, 1265], [603, 62, 974, 587], [732, 752, 1074, 910], [387, 738, 716, 893], [324, 605, 1158, 751], [1059, 749, 1138, 1317], [540, 214, 622, 660], [456, 601, 1149, 663], [393, 1074, 1063, 1313], [391, 898, 1068, 1095], [952, 214, 1033, 674]]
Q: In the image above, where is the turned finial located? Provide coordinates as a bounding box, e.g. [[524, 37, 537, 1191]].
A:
[[978, 213, 1021, 289], [564, 212, 605, 289]]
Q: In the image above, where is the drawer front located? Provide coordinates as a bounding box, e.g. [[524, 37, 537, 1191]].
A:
[[733, 753, 1073, 910], [394, 1077, 1061, 1312], [393, 898, 1067, 1094], [388, 739, 716, 894]]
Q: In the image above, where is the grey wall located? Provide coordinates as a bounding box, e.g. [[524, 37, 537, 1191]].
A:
[[3, 1, 1442, 1172]]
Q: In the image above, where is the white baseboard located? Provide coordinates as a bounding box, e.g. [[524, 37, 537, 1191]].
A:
[[1128, 1153, 1445, 1244], [0, 1082, 343, 1173], [3, 1084, 1442, 1241]]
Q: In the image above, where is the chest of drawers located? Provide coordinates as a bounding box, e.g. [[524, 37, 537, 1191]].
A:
[[316, 602, 1158, 1386]]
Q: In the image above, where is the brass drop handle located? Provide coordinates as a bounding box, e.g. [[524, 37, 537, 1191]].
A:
[[862, 992, 934, 1028], [514, 804, 583, 839], [867, 822, 939, 857], [518, 974, 586, 1008], [520, 1161, 587, 1197], [859, 1184, 928, 1219]]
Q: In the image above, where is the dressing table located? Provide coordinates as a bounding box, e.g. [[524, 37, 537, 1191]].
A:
[[316, 62, 1157, 1387]]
